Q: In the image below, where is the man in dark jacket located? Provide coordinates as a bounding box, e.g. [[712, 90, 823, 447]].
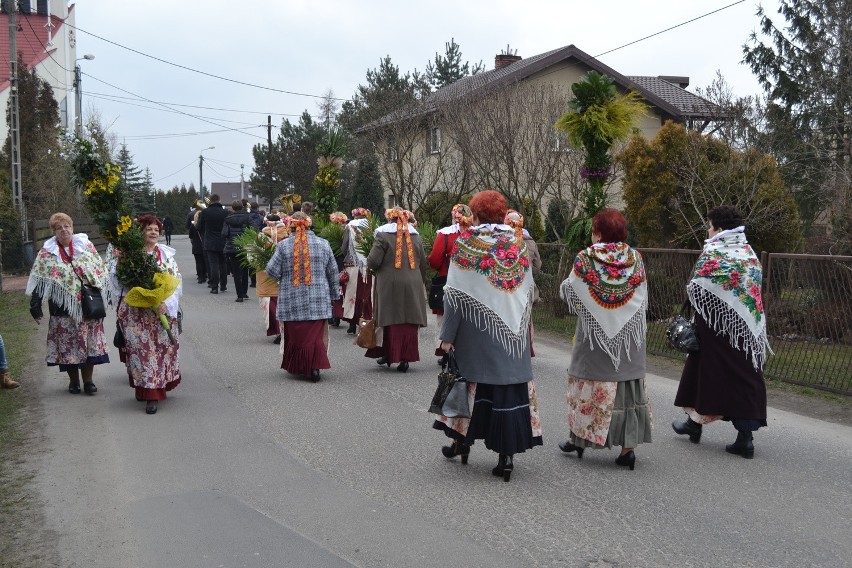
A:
[[196, 194, 229, 294], [223, 200, 253, 302]]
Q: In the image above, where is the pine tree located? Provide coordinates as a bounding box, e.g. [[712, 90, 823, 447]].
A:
[[742, 0, 852, 242], [114, 144, 150, 215], [349, 155, 384, 214], [425, 38, 484, 90]]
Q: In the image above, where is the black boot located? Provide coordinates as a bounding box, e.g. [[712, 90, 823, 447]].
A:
[[491, 454, 514, 482], [346, 322, 357, 334], [672, 417, 702, 443], [725, 431, 754, 459], [441, 440, 470, 464]]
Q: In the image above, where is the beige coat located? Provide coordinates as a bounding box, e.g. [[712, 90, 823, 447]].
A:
[[367, 231, 428, 327]]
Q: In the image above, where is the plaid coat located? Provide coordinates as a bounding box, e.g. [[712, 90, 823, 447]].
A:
[[265, 231, 339, 322]]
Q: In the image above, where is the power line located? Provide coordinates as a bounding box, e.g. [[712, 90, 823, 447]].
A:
[[153, 158, 197, 183], [68, 21, 347, 101], [82, 71, 267, 141]]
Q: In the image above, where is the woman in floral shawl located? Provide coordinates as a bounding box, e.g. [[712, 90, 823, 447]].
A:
[[433, 190, 541, 482], [26, 213, 110, 395], [672, 205, 770, 459], [109, 215, 182, 414], [558, 208, 651, 471]]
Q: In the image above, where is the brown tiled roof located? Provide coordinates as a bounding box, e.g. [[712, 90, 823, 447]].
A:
[[626, 76, 715, 117], [363, 44, 718, 131]]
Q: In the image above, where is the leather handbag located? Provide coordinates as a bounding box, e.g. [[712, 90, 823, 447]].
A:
[[429, 351, 471, 418], [113, 321, 126, 348], [80, 283, 106, 320], [428, 275, 447, 311], [666, 300, 700, 353], [354, 318, 377, 349]]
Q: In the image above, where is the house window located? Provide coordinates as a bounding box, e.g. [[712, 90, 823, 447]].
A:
[[387, 194, 397, 208], [429, 127, 441, 154], [387, 140, 399, 161]]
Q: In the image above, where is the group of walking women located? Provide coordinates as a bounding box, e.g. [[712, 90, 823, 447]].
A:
[[26, 213, 182, 415], [430, 193, 769, 481], [24, 196, 769, 476]]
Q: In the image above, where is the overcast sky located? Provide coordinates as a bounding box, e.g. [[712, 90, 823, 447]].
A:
[[74, 0, 778, 194]]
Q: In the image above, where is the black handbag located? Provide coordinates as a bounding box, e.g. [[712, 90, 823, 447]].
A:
[[72, 259, 106, 320], [113, 321, 126, 348], [429, 351, 471, 418], [80, 283, 106, 320], [428, 233, 450, 311], [428, 275, 447, 311], [666, 300, 700, 353]]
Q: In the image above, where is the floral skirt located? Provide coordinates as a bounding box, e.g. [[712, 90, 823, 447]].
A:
[[281, 320, 330, 376], [433, 381, 543, 456], [365, 323, 420, 364], [566, 376, 653, 449], [46, 316, 109, 371], [117, 303, 181, 400]]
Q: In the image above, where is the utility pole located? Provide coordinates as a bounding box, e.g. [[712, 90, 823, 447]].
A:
[[8, 2, 30, 262], [266, 115, 273, 209], [240, 163, 245, 201]]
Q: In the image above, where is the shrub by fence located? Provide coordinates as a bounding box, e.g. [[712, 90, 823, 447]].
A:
[[534, 243, 852, 396]]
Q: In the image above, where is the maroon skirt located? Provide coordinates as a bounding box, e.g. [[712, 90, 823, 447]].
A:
[[365, 323, 420, 364], [281, 320, 330, 376], [267, 297, 280, 336], [344, 272, 373, 323], [332, 298, 344, 319]]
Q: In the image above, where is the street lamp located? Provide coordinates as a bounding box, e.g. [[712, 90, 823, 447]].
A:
[[199, 146, 215, 200], [74, 54, 95, 136]]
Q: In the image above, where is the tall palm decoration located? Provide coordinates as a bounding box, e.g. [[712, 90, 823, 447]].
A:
[[312, 128, 347, 216], [555, 71, 647, 249]]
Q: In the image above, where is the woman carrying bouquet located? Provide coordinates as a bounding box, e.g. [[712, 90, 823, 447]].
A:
[[110, 215, 182, 415]]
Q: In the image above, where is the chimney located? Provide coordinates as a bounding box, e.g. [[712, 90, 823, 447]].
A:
[[658, 76, 690, 89], [495, 54, 522, 70]]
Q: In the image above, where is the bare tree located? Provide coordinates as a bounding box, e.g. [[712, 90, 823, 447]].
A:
[[441, 82, 578, 217], [317, 89, 339, 131]]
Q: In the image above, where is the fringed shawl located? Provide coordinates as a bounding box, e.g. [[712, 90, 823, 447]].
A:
[[26, 234, 108, 322], [106, 243, 182, 318], [688, 227, 770, 370], [560, 243, 648, 371], [444, 224, 533, 358]]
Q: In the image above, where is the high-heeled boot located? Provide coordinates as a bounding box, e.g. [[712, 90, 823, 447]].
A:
[[558, 440, 585, 459], [441, 440, 470, 464], [725, 431, 754, 459], [491, 454, 513, 482], [672, 417, 702, 443], [615, 450, 636, 471]]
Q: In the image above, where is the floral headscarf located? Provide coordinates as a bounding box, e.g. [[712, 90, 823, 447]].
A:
[[504, 209, 525, 240], [384, 208, 415, 269], [329, 212, 348, 224], [688, 226, 770, 370], [290, 217, 312, 286]]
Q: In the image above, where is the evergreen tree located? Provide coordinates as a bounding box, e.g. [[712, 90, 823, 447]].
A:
[[114, 144, 151, 214], [425, 38, 484, 90], [2, 57, 76, 220], [742, 0, 852, 243], [349, 154, 384, 214]]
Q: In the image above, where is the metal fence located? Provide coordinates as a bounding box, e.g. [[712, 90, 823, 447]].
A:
[[534, 243, 852, 396]]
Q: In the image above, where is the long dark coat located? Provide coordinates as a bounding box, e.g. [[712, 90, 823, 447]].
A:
[[196, 203, 228, 252], [366, 231, 428, 328]]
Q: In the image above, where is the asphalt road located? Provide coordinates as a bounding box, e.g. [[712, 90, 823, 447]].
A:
[[28, 235, 852, 568]]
